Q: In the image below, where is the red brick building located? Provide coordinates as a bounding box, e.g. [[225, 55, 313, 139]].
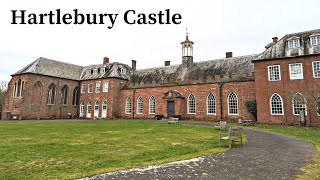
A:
[[2, 29, 320, 125]]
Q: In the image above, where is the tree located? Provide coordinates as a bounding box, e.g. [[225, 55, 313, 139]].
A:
[[246, 100, 257, 121], [0, 81, 8, 118]]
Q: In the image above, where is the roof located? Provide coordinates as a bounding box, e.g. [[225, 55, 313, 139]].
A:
[[254, 29, 320, 61], [81, 62, 131, 80]]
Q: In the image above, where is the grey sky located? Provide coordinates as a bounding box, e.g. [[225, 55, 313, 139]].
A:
[[1, 0, 319, 81]]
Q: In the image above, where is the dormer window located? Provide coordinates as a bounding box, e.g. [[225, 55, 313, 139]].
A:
[[310, 36, 320, 46], [288, 39, 300, 49], [86, 70, 90, 75], [101, 68, 105, 73], [121, 68, 126, 74], [90, 70, 93, 75], [93, 69, 98, 74]]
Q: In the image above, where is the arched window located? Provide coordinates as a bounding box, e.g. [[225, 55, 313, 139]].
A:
[[79, 101, 85, 117], [292, 93, 307, 115], [125, 97, 132, 114], [94, 101, 99, 118], [270, 93, 284, 115], [102, 101, 107, 118], [228, 92, 238, 115], [87, 101, 92, 118], [13, 78, 23, 97], [72, 87, 79, 105], [31, 81, 43, 104], [61, 85, 68, 105], [149, 96, 156, 114], [137, 96, 143, 114], [47, 83, 56, 104], [207, 93, 216, 115], [188, 94, 196, 114]]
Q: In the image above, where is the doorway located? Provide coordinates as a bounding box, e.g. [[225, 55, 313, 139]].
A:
[[167, 101, 175, 118]]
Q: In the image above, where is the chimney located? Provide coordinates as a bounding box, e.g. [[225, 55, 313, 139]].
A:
[[131, 60, 136, 71], [165, 61, 171, 66], [226, 52, 233, 58], [103, 57, 109, 64], [272, 37, 278, 43]]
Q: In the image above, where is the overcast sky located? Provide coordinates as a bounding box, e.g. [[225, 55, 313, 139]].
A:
[[1, 0, 319, 81]]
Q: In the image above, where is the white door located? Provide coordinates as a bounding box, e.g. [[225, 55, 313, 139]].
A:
[[102, 101, 107, 118]]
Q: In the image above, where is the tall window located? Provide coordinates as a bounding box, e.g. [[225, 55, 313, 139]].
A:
[[289, 63, 303, 80], [72, 87, 79, 105], [61, 85, 68, 105], [87, 101, 92, 118], [268, 65, 281, 81], [80, 101, 85, 117], [188, 94, 196, 114], [313, 61, 320, 78], [288, 39, 300, 49], [103, 82, 109, 92], [94, 101, 99, 117], [102, 101, 107, 118], [95, 82, 101, 93], [125, 97, 132, 114], [13, 78, 23, 97], [149, 96, 156, 114], [316, 96, 320, 116], [270, 93, 284, 115], [47, 83, 56, 104], [228, 92, 238, 115], [207, 93, 216, 115], [137, 96, 143, 114], [81, 84, 86, 93], [88, 84, 93, 93], [292, 93, 307, 115], [310, 36, 320, 46]]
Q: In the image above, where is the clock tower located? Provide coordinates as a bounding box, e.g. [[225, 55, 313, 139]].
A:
[[181, 29, 194, 68]]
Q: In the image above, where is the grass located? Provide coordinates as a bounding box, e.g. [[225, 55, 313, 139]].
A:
[[251, 124, 320, 179], [0, 120, 226, 180]]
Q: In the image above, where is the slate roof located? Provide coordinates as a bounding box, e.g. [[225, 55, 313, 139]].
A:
[[254, 29, 320, 61], [81, 62, 131, 80]]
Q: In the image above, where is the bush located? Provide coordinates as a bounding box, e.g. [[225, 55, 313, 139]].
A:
[[155, 114, 164, 120], [172, 114, 182, 120], [246, 100, 257, 120]]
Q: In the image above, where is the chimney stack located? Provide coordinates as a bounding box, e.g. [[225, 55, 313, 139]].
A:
[[103, 57, 109, 64], [272, 37, 278, 43], [165, 61, 171, 66], [131, 60, 136, 71], [226, 52, 233, 58]]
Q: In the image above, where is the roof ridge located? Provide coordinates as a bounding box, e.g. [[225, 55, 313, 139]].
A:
[[39, 57, 84, 68]]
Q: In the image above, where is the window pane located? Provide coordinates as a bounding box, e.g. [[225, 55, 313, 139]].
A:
[[125, 97, 132, 114], [188, 94, 196, 114], [228, 92, 238, 115], [207, 93, 216, 114], [268, 65, 280, 81], [270, 94, 283, 115], [313, 61, 320, 78], [289, 63, 303, 80]]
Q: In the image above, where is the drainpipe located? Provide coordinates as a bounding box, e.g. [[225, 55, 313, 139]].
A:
[[132, 89, 136, 119], [218, 83, 224, 120]]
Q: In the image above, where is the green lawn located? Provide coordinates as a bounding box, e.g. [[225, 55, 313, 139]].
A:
[[252, 124, 320, 179], [0, 120, 225, 180]]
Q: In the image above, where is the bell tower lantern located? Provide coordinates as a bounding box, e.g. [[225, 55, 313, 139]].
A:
[[181, 29, 194, 68]]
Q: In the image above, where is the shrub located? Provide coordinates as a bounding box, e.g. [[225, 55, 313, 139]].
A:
[[172, 114, 182, 120], [245, 100, 257, 120], [155, 114, 164, 120]]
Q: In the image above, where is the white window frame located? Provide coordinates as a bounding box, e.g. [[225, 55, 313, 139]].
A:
[[228, 92, 239, 115], [288, 39, 300, 49], [94, 101, 99, 118], [292, 93, 307, 115], [270, 93, 284, 115], [289, 63, 304, 80], [95, 82, 101, 93], [137, 96, 143, 114], [87, 102, 92, 118], [88, 83, 93, 93], [79, 101, 85, 117], [125, 97, 132, 114], [121, 68, 126, 74], [268, 65, 281, 81], [149, 96, 156, 114], [187, 94, 196, 114], [103, 82, 109, 92], [102, 101, 107, 118], [312, 61, 320, 78], [81, 84, 86, 93], [206, 93, 216, 115], [310, 36, 320, 46]]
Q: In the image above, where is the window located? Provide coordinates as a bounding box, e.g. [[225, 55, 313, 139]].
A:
[[292, 93, 307, 115], [101, 68, 105, 73], [316, 96, 320, 116], [80, 101, 85, 117], [188, 94, 196, 114], [137, 96, 143, 114], [61, 85, 68, 105], [81, 84, 86, 93], [94, 69, 98, 74], [125, 97, 132, 114], [149, 96, 156, 114], [103, 82, 109, 92], [72, 87, 79, 105], [313, 61, 320, 78], [95, 82, 101, 93], [288, 39, 300, 49], [121, 68, 126, 74], [13, 78, 23, 97], [270, 93, 284, 115], [102, 101, 107, 118], [228, 92, 238, 115], [289, 63, 303, 80], [31, 81, 43, 104], [88, 84, 93, 93], [268, 65, 281, 81], [47, 83, 56, 104], [207, 93, 216, 115], [310, 36, 320, 46], [94, 101, 99, 117], [87, 101, 92, 118]]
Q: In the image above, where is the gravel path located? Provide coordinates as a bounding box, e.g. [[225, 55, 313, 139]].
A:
[[81, 121, 314, 180]]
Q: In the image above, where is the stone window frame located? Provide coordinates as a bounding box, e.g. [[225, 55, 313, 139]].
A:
[[149, 96, 156, 114], [187, 94, 196, 114], [81, 84, 86, 93], [13, 78, 23, 98], [87, 101, 92, 118], [287, 38, 300, 49], [268, 65, 281, 81], [312, 61, 320, 78], [102, 101, 107, 118], [206, 92, 216, 115], [137, 96, 143, 114], [125, 97, 132, 114], [95, 82, 101, 93], [228, 92, 238, 115], [79, 101, 85, 117], [292, 93, 307, 116], [103, 82, 109, 92], [289, 63, 304, 80], [47, 83, 56, 105], [270, 93, 284, 115], [88, 83, 93, 93]]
